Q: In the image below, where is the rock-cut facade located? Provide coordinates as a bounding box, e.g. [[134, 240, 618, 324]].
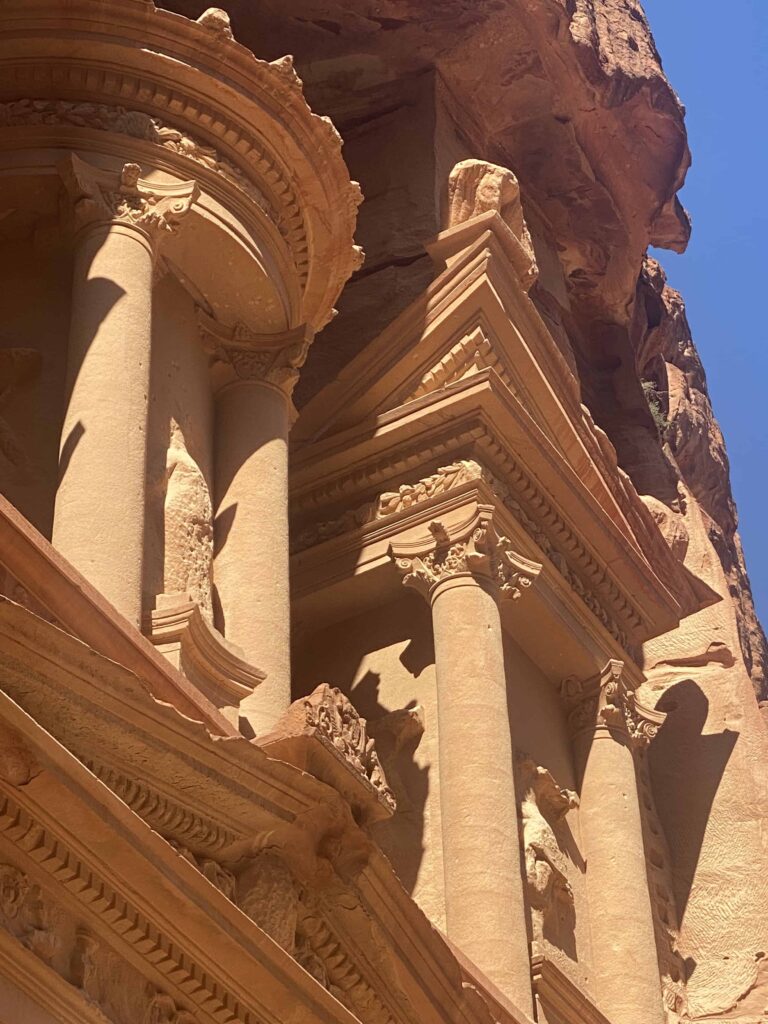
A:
[[0, 2, 765, 1023]]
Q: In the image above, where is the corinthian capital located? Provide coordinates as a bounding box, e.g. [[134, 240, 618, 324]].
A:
[[198, 311, 313, 398], [389, 510, 541, 603], [561, 660, 666, 748], [60, 153, 198, 243]]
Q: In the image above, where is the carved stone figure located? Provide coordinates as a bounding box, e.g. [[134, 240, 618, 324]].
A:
[[237, 852, 299, 953], [516, 756, 578, 954], [447, 159, 538, 288], [163, 419, 214, 620]]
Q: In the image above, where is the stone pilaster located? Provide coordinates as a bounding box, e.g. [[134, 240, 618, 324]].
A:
[[391, 512, 541, 1012], [561, 661, 666, 1024], [53, 155, 198, 625], [199, 311, 312, 738]]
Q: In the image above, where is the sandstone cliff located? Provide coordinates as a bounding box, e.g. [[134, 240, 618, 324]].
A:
[[634, 258, 768, 700]]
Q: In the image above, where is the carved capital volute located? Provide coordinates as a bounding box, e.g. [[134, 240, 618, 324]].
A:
[[389, 508, 542, 604], [561, 660, 666, 749], [59, 153, 198, 248], [198, 309, 313, 401]]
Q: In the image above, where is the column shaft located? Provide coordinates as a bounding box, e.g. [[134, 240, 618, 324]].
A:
[[53, 222, 153, 625], [576, 724, 665, 1024], [431, 575, 533, 1012], [213, 379, 291, 735]]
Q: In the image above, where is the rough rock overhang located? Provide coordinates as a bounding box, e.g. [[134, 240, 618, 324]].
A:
[[0, 0, 363, 330], [160, 0, 690, 321]]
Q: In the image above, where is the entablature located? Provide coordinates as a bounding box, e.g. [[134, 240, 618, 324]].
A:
[[0, 0, 363, 331], [0, 595, 533, 1024]]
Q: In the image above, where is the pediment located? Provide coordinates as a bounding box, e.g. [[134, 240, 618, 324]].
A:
[[295, 213, 581, 461]]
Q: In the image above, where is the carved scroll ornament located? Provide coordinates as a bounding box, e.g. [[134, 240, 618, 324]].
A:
[[391, 513, 542, 603], [561, 660, 666, 748], [60, 153, 198, 244]]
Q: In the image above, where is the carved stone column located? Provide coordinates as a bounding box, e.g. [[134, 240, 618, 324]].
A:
[[199, 313, 312, 737], [391, 512, 541, 1011], [54, 155, 197, 625], [561, 661, 667, 1024]]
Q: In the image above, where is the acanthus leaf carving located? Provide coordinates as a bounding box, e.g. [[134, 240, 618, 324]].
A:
[[299, 685, 394, 812], [60, 154, 198, 245], [391, 512, 541, 602], [198, 311, 312, 398], [561, 660, 666, 748]]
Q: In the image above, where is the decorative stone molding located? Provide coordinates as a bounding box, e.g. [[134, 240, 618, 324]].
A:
[[561, 660, 666, 748], [198, 310, 313, 398], [398, 326, 517, 405], [390, 512, 542, 603], [295, 898, 399, 1024], [145, 594, 265, 715], [447, 159, 538, 291], [59, 153, 198, 245], [0, 787, 247, 1024], [259, 684, 395, 823], [1, 99, 275, 223], [84, 760, 242, 855]]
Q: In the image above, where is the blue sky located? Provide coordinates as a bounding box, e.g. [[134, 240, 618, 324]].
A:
[[643, 0, 768, 625]]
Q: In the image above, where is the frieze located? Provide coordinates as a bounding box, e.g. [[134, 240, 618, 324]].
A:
[[0, 787, 247, 1023], [292, 447, 636, 648]]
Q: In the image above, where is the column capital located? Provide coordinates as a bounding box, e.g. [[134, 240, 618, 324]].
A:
[[561, 660, 666, 748], [198, 310, 313, 399], [59, 153, 198, 245], [389, 509, 542, 604]]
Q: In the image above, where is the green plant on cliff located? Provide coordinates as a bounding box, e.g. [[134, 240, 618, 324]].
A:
[[641, 378, 670, 439]]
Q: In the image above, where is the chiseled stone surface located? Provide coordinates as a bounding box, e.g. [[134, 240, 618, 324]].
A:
[[0, 3, 765, 1024]]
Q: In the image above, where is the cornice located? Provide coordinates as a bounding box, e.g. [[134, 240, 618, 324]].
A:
[[0, 0, 363, 329], [0, 602, 533, 1024], [0, 494, 234, 735], [531, 954, 611, 1024]]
